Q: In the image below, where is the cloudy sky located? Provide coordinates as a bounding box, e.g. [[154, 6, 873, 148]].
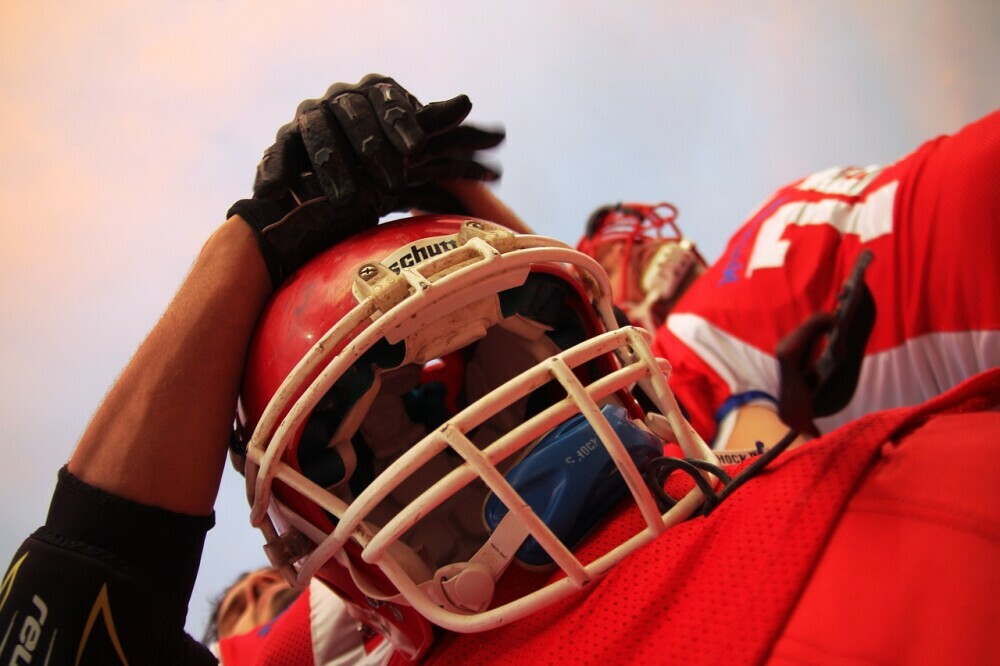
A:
[[2, 0, 999, 638]]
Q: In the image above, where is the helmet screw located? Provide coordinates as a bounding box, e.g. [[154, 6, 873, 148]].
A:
[[358, 264, 379, 281], [466, 221, 483, 229]]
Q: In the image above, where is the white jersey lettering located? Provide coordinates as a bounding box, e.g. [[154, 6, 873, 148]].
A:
[[746, 176, 896, 276]]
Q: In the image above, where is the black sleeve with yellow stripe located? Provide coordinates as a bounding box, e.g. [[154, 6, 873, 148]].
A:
[[0, 467, 218, 665]]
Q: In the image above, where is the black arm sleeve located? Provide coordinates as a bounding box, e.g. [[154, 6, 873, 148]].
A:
[[0, 467, 218, 665]]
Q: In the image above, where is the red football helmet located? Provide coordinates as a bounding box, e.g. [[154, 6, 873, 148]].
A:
[[576, 202, 707, 330], [237, 215, 716, 660]]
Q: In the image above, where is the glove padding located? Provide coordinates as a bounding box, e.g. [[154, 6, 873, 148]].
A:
[[231, 74, 505, 285]]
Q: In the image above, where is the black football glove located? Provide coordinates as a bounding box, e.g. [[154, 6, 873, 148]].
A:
[[776, 250, 876, 436], [229, 74, 505, 285]]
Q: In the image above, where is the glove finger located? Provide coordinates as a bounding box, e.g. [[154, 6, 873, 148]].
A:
[[292, 94, 323, 121], [327, 91, 406, 192], [253, 128, 310, 198], [775, 312, 835, 437], [422, 125, 506, 158], [409, 157, 502, 185], [319, 73, 409, 106], [356, 74, 425, 116], [775, 312, 837, 377], [366, 81, 426, 154], [415, 95, 473, 135], [354, 73, 399, 93], [298, 106, 357, 204], [297, 73, 400, 122]]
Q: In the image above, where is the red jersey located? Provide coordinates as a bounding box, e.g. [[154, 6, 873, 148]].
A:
[[217, 369, 1000, 665], [216, 580, 392, 665], [428, 368, 1000, 665], [215, 110, 1000, 663], [654, 109, 1000, 442]]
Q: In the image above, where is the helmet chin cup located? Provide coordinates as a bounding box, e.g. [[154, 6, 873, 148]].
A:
[[434, 562, 496, 613]]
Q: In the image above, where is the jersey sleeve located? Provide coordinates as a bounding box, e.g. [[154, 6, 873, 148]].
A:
[[0, 467, 217, 665], [658, 109, 1000, 443], [655, 162, 902, 443]]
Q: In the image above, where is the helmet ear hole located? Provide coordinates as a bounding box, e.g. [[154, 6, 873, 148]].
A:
[[401, 381, 454, 432], [348, 435, 376, 498], [296, 336, 409, 490], [298, 416, 347, 487], [612, 305, 631, 329], [498, 273, 593, 351]]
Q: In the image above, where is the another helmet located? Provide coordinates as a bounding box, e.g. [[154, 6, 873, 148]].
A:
[[577, 202, 707, 331], [237, 215, 716, 660]]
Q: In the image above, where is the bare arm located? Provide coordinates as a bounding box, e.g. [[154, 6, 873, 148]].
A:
[[443, 179, 534, 234], [68, 216, 271, 515], [0, 216, 269, 665], [718, 404, 806, 451], [0, 76, 505, 664]]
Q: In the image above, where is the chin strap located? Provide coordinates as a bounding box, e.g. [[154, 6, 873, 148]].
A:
[[434, 514, 529, 612], [338, 514, 530, 615], [341, 404, 663, 616]]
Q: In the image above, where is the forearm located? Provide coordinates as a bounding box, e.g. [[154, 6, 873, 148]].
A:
[[443, 180, 534, 234], [68, 217, 271, 516], [720, 404, 806, 451]]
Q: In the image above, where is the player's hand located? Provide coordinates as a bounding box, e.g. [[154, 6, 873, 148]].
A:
[[230, 74, 505, 285], [775, 250, 876, 436]]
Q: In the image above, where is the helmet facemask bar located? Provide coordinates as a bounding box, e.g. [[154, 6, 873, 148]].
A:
[[348, 327, 715, 632], [243, 219, 717, 635], [245, 223, 615, 526]]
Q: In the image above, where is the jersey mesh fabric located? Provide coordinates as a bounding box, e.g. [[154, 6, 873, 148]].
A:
[[770, 408, 1000, 663], [218, 587, 315, 665], [426, 368, 1000, 665]]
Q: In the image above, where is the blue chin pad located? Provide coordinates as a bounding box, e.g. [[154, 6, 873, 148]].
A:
[[483, 404, 662, 567]]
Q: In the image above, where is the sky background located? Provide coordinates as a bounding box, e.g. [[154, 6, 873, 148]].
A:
[[2, 0, 999, 639]]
